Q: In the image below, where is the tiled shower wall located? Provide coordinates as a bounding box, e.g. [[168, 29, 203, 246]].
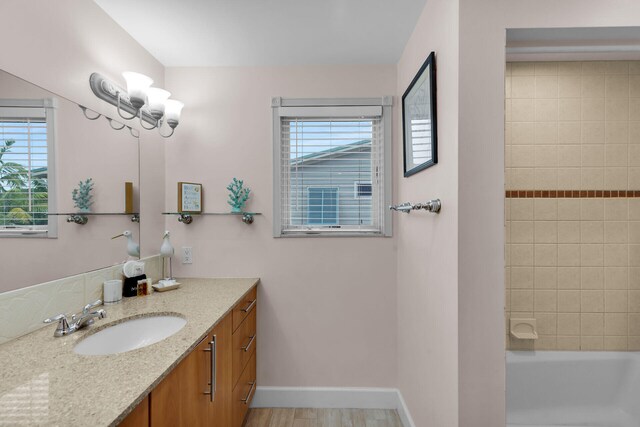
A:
[[505, 61, 640, 351]]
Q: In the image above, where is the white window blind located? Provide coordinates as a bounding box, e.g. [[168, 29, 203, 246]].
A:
[[0, 106, 50, 234], [274, 99, 391, 236]]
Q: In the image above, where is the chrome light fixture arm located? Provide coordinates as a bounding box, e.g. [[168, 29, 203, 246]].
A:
[[89, 73, 157, 127]]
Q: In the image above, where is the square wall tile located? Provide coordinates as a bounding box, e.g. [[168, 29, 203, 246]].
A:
[[604, 336, 627, 350], [536, 76, 558, 98], [605, 75, 630, 98], [582, 75, 605, 97], [581, 267, 604, 289], [559, 222, 580, 243], [605, 123, 629, 145], [582, 121, 605, 144], [512, 290, 534, 311], [581, 336, 604, 350], [535, 122, 558, 144], [558, 200, 581, 220], [558, 290, 581, 312], [605, 290, 628, 313], [535, 221, 558, 243], [559, 122, 581, 144], [511, 199, 534, 220], [536, 99, 559, 122], [581, 290, 605, 312], [557, 336, 581, 350], [606, 98, 629, 121], [558, 313, 580, 335], [512, 76, 535, 98], [512, 267, 534, 289], [581, 313, 604, 335], [558, 75, 581, 98], [535, 290, 558, 312], [558, 267, 581, 289], [535, 267, 557, 289], [605, 267, 628, 290]]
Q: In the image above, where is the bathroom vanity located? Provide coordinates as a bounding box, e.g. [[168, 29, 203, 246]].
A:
[[0, 278, 258, 427], [121, 284, 258, 427]]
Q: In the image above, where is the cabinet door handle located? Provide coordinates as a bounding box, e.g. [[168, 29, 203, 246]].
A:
[[241, 299, 256, 313], [241, 381, 256, 405], [202, 336, 216, 402], [242, 335, 256, 352]]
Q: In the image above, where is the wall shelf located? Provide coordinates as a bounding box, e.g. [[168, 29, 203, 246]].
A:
[[41, 212, 139, 225], [162, 212, 261, 225]]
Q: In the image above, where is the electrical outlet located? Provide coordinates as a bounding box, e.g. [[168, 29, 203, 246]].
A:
[[182, 247, 193, 264]]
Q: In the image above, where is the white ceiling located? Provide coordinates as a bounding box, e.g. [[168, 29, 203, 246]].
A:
[[94, 0, 428, 67]]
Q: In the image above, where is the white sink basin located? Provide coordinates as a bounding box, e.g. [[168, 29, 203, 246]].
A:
[[74, 315, 187, 356]]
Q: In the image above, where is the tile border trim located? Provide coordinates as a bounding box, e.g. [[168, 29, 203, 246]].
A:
[[506, 190, 640, 198]]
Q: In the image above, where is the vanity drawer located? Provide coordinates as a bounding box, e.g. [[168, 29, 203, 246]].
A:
[[232, 306, 256, 388], [232, 286, 257, 332], [232, 351, 256, 427]]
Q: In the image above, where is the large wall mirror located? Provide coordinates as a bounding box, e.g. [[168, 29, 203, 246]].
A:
[[0, 69, 140, 293]]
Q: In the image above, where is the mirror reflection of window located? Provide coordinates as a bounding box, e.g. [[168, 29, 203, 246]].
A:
[[0, 101, 55, 236], [405, 65, 432, 169]]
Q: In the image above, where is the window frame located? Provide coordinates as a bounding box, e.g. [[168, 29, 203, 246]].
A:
[[272, 97, 393, 238], [0, 98, 57, 238]]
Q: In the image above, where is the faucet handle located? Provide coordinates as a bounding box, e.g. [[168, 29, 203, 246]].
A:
[[44, 314, 72, 337], [44, 313, 68, 324], [82, 299, 103, 314]]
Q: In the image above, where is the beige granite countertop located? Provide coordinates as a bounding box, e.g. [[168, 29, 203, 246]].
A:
[[0, 277, 259, 427]]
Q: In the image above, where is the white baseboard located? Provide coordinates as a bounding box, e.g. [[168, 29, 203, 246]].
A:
[[251, 386, 415, 427], [395, 390, 416, 427]]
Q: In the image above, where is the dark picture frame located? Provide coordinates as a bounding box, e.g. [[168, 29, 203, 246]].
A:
[[402, 51, 438, 177]]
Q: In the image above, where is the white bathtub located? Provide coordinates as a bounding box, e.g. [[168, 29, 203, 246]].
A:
[[507, 351, 640, 427]]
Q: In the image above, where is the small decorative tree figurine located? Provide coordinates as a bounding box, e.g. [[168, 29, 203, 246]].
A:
[[72, 178, 94, 213], [226, 178, 250, 213]]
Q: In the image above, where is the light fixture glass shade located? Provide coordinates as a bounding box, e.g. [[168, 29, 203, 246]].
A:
[[122, 71, 153, 109], [146, 88, 171, 119], [164, 100, 184, 128]]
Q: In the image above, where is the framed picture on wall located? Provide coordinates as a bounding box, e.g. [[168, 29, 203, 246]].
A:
[[402, 51, 438, 177], [178, 182, 203, 213]]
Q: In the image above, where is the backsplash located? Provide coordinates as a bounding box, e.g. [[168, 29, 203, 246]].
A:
[[505, 61, 640, 351], [0, 255, 162, 344]]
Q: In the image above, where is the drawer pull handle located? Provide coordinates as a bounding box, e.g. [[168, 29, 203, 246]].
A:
[[241, 381, 256, 404], [202, 336, 216, 402], [241, 299, 257, 313], [242, 335, 256, 352]]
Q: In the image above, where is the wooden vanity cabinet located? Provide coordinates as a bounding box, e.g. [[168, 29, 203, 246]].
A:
[[231, 288, 257, 427], [120, 286, 256, 427], [119, 396, 149, 427], [150, 313, 232, 427]]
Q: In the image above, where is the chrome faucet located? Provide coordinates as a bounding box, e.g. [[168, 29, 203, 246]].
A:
[[43, 300, 107, 337]]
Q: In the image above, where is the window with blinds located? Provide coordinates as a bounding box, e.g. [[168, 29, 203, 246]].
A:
[[0, 104, 54, 235], [273, 99, 392, 236]]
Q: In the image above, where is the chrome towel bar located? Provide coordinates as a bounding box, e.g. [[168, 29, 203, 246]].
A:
[[389, 199, 441, 214]]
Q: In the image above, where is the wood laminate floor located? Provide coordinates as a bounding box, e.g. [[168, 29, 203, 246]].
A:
[[244, 408, 402, 427]]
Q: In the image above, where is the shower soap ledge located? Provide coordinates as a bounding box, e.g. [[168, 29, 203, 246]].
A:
[[510, 318, 538, 340]]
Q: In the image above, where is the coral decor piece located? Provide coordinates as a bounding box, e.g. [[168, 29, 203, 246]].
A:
[[226, 178, 251, 213], [72, 178, 94, 212]]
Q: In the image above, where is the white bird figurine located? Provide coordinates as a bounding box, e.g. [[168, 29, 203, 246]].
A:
[[160, 230, 174, 280], [112, 230, 140, 258]]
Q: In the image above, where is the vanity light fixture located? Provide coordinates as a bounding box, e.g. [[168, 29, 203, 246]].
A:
[[89, 72, 183, 138]]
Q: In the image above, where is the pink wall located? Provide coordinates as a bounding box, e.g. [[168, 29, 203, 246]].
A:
[[164, 65, 398, 388], [459, 0, 640, 425], [0, 0, 167, 290], [395, 0, 459, 425]]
